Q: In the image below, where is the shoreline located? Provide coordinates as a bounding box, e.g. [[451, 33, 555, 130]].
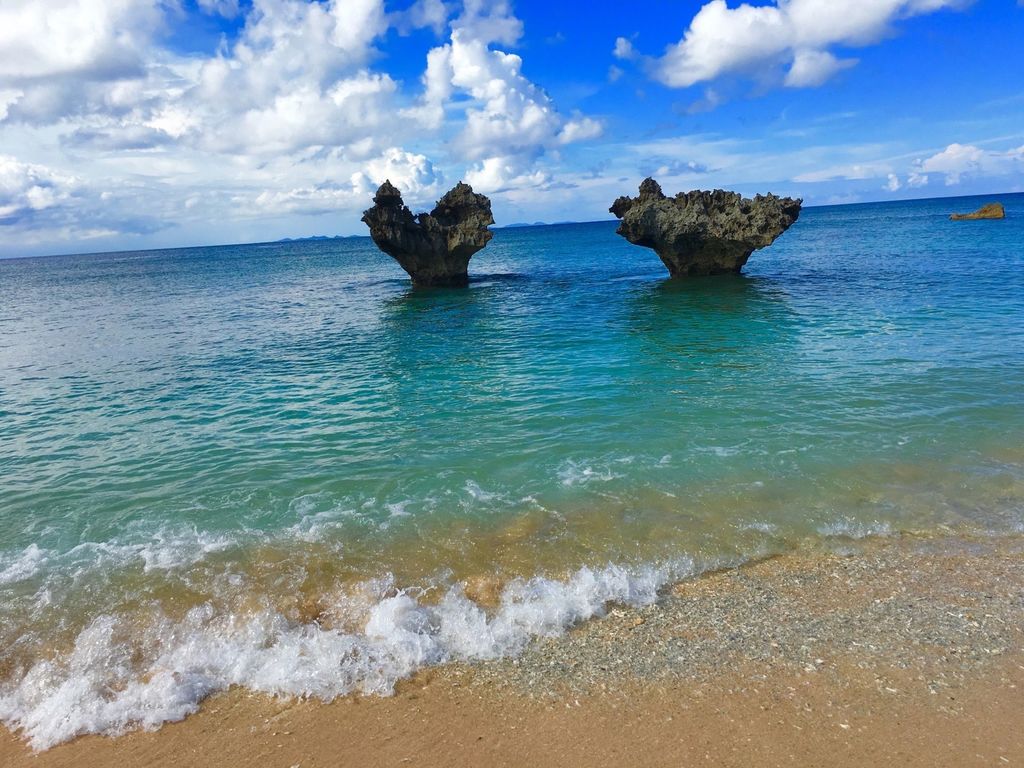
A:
[[3, 533, 1022, 767]]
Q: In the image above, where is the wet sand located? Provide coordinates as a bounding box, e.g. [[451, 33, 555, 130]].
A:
[[3, 535, 1022, 767]]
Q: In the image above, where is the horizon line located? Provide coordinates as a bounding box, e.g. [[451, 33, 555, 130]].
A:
[[2, 188, 1018, 263]]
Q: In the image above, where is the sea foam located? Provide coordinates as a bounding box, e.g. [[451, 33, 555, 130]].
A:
[[0, 558, 704, 751], [0, 527, 238, 588]]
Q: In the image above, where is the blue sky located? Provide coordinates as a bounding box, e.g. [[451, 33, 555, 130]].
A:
[[0, 0, 1022, 256]]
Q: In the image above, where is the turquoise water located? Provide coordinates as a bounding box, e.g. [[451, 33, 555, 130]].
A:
[[1, 194, 1023, 747]]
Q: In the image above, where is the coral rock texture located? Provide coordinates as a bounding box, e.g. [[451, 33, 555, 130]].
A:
[[362, 181, 494, 286], [950, 202, 1005, 221], [610, 178, 802, 277]]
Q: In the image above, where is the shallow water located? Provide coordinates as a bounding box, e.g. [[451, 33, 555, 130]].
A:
[[1, 193, 1023, 747]]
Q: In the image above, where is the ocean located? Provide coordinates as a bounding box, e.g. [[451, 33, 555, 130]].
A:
[[1, 193, 1022, 748]]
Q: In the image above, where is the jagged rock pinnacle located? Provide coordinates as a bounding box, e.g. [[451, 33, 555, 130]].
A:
[[610, 178, 802, 277], [361, 181, 494, 287]]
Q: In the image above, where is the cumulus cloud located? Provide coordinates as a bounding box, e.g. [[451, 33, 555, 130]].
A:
[[916, 142, 1024, 185], [196, 0, 241, 17], [0, 156, 80, 224], [2, 0, 398, 145], [353, 148, 442, 198], [0, 0, 411, 247], [464, 156, 550, 193], [650, 0, 968, 90], [558, 116, 604, 145], [907, 170, 929, 188], [179, 0, 395, 155], [392, 0, 451, 35], [613, 37, 638, 61], [452, 0, 523, 46], [414, 30, 602, 161], [792, 141, 1022, 192], [0, 0, 169, 124], [0, 154, 168, 243], [0, 0, 162, 81], [0, 0, 600, 250], [0, 89, 23, 121], [403, 9, 603, 194], [784, 49, 857, 87]]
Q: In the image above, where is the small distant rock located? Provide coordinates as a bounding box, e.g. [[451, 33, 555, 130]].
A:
[[361, 180, 494, 287], [609, 178, 802, 277], [949, 202, 1005, 221]]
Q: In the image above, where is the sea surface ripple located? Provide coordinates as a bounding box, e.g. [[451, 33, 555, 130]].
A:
[[1, 194, 1023, 747]]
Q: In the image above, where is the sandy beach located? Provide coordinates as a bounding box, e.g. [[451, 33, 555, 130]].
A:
[[3, 534, 1021, 768]]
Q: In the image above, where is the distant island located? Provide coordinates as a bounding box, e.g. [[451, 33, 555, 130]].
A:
[[277, 235, 362, 242], [499, 220, 583, 228]]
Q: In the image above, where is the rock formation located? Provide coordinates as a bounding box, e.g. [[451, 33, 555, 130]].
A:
[[361, 181, 494, 286], [950, 202, 1005, 221], [610, 178, 802, 277]]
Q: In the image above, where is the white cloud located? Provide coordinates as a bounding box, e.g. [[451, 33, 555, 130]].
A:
[[791, 141, 1022, 192], [558, 117, 604, 145], [401, 45, 455, 129], [0, 89, 21, 121], [907, 170, 929, 188], [613, 37, 637, 61], [253, 151, 440, 216], [0, 0, 169, 125], [0, 0, 162, 80], [685, 88, 724, 114], [0, 153, 171, 244], [392, 0, 450, 35], [403, 12, 603, 194], [651, 0, 968, 89], [916, 142, 1024, 184], [423, 32, 572, 159], [0, 0, 599, 251], [197, 0, 241, 17], [0, 156, 79, 221], [452, 0, 523, 46], [920, 143, 984, 184], [204, 73, 399, 156], [352, 147, 443, 202], [464, 156, 550, 193], [180, 0, 393, 155], [1, 0, 396, 143], [0, 0, 410, 248], [784, 50, 857, 87], [253, 184, 362, 216]]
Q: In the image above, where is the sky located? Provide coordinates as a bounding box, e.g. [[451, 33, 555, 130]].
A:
[[0, 0, 1022, 257]]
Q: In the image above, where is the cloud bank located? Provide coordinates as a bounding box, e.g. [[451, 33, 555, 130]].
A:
[[0, 0, 602, 252]]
